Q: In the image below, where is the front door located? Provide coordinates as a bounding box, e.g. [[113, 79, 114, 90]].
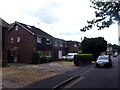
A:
[[58, 50, 62, 59]]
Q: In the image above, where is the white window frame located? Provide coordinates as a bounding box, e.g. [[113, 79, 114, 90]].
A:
[[37, 36, 42, 43], [46, 38, 52, 44], [46, 51, 51, 57], [11, 38, 13, 43], [74, 43, 77, 47], [17, 37, 20, 43], [15, 25, 18, 30]]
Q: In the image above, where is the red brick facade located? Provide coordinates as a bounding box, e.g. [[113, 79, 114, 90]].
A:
[[7, 23, 36, 63], [2, 20, 80, 63]]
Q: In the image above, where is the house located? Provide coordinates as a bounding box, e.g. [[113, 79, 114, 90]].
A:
[[53, 38, 68, 60], [66, 41, 80, 53], [7, 21, 55, 63], [5, 21, 80, 63], [0, 18, 10, 62]]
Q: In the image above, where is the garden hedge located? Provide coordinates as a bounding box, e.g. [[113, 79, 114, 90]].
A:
[[74, 54, 94, 66]]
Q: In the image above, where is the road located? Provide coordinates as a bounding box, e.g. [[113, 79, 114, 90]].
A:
[[68, 56, 119, 89], [26, 55, 119, 89]]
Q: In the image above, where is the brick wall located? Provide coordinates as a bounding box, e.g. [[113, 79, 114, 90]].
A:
[[7, 24, 36, 63]]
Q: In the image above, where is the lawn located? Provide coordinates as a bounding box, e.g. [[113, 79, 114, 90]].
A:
[[2, 67, 60, 86], [2, 61, 75, 87]]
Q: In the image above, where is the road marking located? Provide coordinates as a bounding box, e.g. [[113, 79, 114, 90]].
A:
[[65, 77, 85, 88]]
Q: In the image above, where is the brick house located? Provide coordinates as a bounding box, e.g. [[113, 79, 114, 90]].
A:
[[53, 38, 68, 60], [7, 21, 56, 63], [66, 41, 80, 53], [5, 21, 80, 63], [0, 18, 10, 62]]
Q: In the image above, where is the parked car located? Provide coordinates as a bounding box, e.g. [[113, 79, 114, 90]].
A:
[[113, 53, 118, 57], [62, 53, 77, 60], [96, 55, 112, 68]]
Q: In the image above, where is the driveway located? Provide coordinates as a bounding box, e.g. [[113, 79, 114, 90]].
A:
[[8, 61, 78, 73], [2, 61, 78, 89]]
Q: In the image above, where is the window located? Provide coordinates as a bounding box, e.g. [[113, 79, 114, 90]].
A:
[[46, 38, 51, 44], [64, 43, 67, 47], [17, 37, 20, 43], [74, 43, 77, 47], [54, 41, 57, 46], [11, 38, 13, 43], [37, 36, 42, 43], [60, 42, 63, 47], [46, 51, 51, 57], [57, 42, 60, 46], [15, 25, 18, 30]]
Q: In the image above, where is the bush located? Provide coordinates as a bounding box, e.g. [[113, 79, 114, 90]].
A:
[[40, 57, 53, 63], [40, 57, 48, 63], [31, 51, 40, 64], [1, 61, 8, 67], [74, 54, 94, 66]]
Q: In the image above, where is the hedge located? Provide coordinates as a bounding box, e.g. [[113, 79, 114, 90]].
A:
[[74, 54, 94, 66], [31, 51, 40, 64]]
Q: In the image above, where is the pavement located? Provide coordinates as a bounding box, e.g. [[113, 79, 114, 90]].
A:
[[21, 63, 95, 89]]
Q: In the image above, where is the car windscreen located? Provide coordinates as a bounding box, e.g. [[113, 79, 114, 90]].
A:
[[98, 56, 108, 60]]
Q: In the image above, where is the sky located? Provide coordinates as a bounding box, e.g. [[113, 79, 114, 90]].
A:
[[0, 0, 118, 45]]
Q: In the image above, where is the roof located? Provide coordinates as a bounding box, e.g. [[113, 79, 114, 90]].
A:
[[0, 18, 10, 28], [54, 38, 66, 42], [11, 21, 54, 38], [66, 40, 80, 43]]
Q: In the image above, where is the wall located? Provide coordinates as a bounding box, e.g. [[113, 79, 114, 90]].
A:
[[7, 24, 36, 63]]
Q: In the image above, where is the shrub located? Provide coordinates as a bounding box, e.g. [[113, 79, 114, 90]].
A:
[[40, 57, 48, 63], [1, 61, 8, 67], [74, 54, 94, 66], [31, 51, 40, 64]]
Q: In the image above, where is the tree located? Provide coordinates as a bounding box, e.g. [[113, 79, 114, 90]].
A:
[[80, 37, 107, 59], [80, 1, 120, 32]]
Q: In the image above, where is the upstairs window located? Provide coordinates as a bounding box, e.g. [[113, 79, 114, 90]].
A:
[[74, 43, 77, 47], [15, 25, 18, 30], [17, 37, 20, 43], [37, 36, 42, 43], [11, 38, 14, 43], [60, 42, 63, 47], [64, 43, 67, 47], [57, 42, 60, 46], [54, 41, 57, 46], [46, 38, 51, 44]]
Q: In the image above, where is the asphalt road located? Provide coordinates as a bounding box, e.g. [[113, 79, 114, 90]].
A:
[[25, 55, 119, 89], [69, 55, 119, 89]]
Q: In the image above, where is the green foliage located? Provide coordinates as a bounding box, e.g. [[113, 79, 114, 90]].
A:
[[31, 51, 40, 64], [40, 57, 53, 63], [80, 1, 120, 31], [74, 54, 94, 66], [1, 61, 8, 67], [80, 37, 107, 59]]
